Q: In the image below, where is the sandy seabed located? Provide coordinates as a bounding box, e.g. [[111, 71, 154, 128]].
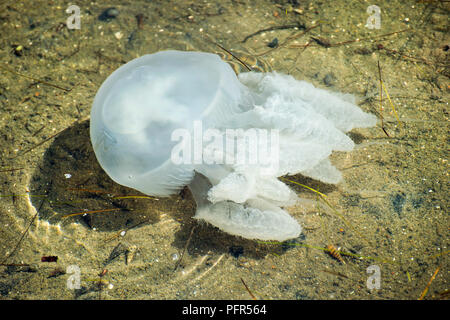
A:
[[0, 0, 448, 300]]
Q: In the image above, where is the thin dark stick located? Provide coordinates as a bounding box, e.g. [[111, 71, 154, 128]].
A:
[[240, 278, 257, 300], [376, 44, 448, 67], [290, 29, 410, 49], [11, 125, 70, 159], [31, 125, 45, 137], [174, 225, 196, 271], [378, 61, 390, 138], [242, 23, 305, 43], [321, 269, 349, 279], [256, 24, 320, 57], [1, 199, 45, 264], [0, 65, 71, 92], [104, 218, 153, 242], [332, 29, 410, 47], [214, 43, 251, 71]]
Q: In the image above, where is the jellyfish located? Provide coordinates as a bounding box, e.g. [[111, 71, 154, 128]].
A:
[[90, 50, 377, 241]]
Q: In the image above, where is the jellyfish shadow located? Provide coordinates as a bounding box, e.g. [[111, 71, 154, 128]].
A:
[[29, 120, 180, 231]]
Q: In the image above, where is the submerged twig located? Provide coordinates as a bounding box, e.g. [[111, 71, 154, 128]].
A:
[[418, 266, 441, 300], [112, 195, 158, 200], [382, 81, 402, 127], [62, 208, 122, 218], [240, 277, 257, 300], [377, 44, 448, 67], [256, 24, 320, 57], [104, 217, 154, 242], [321, 269, 349, 279], [67, 188, 113, 195], [0, 65, 71, 92], [378, 60, 402, 136], [259, 241, 400, 265], [214, 43, 251, 71], [289, 29, 410, 49], [1, 199, 45, 265], [11, 125, 71, 159], [378, 61, 390, 137], [242, 23, 305, 43], [174, 225, 196, 271]]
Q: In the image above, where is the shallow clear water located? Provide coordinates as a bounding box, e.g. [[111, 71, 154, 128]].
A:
[[0, 0, 448, 300]]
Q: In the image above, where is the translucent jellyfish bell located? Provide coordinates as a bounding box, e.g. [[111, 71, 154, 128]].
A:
[[90, 51, 240, 196], [90, 50, 377, 241]]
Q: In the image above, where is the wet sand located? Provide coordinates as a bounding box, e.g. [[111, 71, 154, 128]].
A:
[[0, 0, 448, 299]]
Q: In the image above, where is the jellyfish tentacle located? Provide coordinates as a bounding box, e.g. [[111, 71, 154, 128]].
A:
[[193, 196, 302, 242]]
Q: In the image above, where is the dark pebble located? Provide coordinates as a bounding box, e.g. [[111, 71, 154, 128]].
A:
[[267, 38, 278, 48], [229, 245, 244, 258], [99, 7, 119, 21], [391, 193, 406, 215], [323, 73, 336, 86], [411, 196, 423, 209]]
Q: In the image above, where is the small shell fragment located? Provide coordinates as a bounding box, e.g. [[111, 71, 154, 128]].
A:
[[125, 245, 137, 265]]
